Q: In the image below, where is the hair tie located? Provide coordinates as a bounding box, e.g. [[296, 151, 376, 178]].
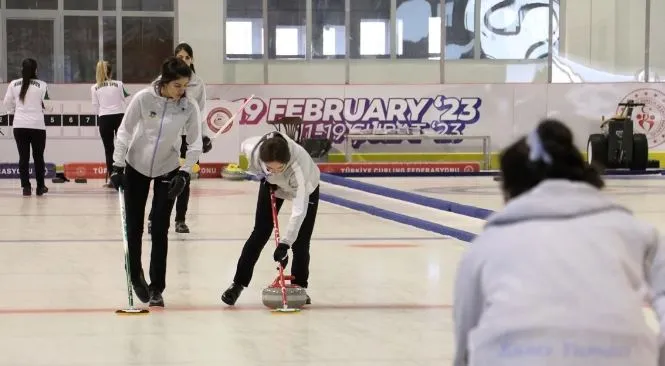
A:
[[526, 129, 552, 164]]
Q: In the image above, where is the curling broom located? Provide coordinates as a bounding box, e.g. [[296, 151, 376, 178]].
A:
[[262, 188, 307, 313], [115, 187, 149, 315]]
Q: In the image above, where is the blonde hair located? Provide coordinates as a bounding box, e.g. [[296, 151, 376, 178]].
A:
[[95, 60, 110, 87]]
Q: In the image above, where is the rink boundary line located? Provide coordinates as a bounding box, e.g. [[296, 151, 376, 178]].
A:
[[320, 192, 476, 242], [0, 236, 444, 244], [320, 173, 494, 220], [0, 303, 452, 315]]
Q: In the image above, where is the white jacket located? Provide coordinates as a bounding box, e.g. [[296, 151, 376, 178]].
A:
[[3, 78, 49, 130], [453, 179, 665, 366], [242, 131, 320, 245], [91, 79, 129, 116], [113, 82, 202, 178]]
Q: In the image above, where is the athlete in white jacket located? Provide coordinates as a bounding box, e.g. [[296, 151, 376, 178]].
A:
[[147, 42, 211, 234], [91, 60, 129, 187], [109, 56, 203, 307], [453, 119, 665, 366], [221, 131, 320, 306], [3, 58, 50, 196]]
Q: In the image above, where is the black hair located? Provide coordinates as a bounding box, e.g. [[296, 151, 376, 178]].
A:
[[174, 43, 195, 73], [19, 58, 37, 103], [259, 135, 291, 164], [499, 118, 604, 200], [157, 56, 192, 88]]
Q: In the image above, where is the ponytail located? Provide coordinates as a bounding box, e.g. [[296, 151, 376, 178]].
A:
[[95, 60, 110, 87], [19, 58, 37, 103]]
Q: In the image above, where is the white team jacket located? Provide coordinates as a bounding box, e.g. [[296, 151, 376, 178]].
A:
[[241, 131, 320, 245], [453, 179, 665, 366], [3, 78, 49, 130], [153, 72, 206, 137], [113, 82, 202, 178], [91, 79, 129, 116]]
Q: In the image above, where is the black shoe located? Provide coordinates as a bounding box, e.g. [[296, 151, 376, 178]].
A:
[[221, 283, 244, 306], [22, 187, 31, 196], [132, 274, 150, 303], [149, 289, 164, 307], [306, 294, 311, 305], [175, 221, 190, 233], [36, 186, 48, 196]]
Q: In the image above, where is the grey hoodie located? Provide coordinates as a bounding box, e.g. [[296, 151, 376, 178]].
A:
[[113, 82, 202, 178], [453, 179, 665, 366], [241, 131, 320, 245]]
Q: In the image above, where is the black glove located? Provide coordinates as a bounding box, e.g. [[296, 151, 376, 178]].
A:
[[109, 165, 125, 191], [273, 243, 290, 269], [168, 170, 190, 199], [202, 136, 212, 153]]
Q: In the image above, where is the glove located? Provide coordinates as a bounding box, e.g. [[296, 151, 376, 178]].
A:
[[273, 243, 290, 269], [168, 170, 190, 199], [109, 165, 125, 190], [202, 136, 212, 153]]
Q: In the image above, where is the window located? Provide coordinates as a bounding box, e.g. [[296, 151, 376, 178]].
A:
[[6, 0, 58, 9], [122, 0, 174, 11], [225, 0, 264, 59], [268, 0, 306, 59], [103, 0, 116, 10], [350, 0, 391, 58], [312, 0, 345, 59], [444, 0, 474, 59], [6, 19, 55, 83], [396, 0, 441, 59], [64, 0, 98, 10], [122, 17, 174, 83], [478, 0, 558, 60], [103, 17, 118, 78], [64, 17, 99, 83]]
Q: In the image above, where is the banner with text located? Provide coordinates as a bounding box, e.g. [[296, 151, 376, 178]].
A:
[[2, 83, 665, 165]]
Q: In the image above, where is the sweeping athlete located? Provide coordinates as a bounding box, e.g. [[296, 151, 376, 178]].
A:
[[221, 131, 320, 306], [147, 42, 211, 234], [452, 119, 665, 366], [109, 56, 203, 307], [91, 60, 129, 188]]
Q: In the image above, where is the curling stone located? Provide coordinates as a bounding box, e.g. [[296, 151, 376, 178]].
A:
[[51, 172, 69, 183], [221, 163, 248, 181], [75, 177, 87, 183], [261, 275, 307, 309]]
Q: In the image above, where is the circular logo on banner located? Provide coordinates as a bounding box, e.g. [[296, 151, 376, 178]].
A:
[[617, 88, 665, 148], [463, 165, 476, 173], [206, 107, 233, 136], [76, 166, 86, 177]]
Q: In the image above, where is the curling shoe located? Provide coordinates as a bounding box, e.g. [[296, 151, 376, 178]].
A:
[[132, 273, 150, 303], [36, 186, 48, 196], [149, 289, 164, 307], [22, 187, 31, 196], [175, 221, 190, 233], [221, 283, 244, 306]]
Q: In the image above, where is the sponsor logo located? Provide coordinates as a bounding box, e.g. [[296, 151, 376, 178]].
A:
[[617, 88, 665, 148], [318, 162, 480, 174], [0, 163, 56, 179]]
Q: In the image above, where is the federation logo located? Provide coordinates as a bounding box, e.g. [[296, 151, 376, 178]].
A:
[[617, 88, 665, 148], [206, 107, 233, 136]]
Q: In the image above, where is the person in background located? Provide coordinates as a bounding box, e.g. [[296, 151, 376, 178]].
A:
[[452, 119, 665, 366], [109, 56, 203, 307], [221, 131, 320, 306], [3, 58, 50, 197], [147, 42, 211, 234], [91, 60, 130, 188]]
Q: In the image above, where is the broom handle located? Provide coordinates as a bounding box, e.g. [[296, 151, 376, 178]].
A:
[[269, 187, 289, 309]]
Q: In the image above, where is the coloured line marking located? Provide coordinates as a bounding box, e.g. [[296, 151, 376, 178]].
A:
[[347, 243, 421, 248], [0, 303, 452, 315]]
